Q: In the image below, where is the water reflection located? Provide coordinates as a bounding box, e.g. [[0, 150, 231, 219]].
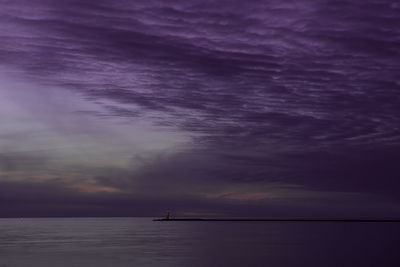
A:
[[0, 218, 399, 267]]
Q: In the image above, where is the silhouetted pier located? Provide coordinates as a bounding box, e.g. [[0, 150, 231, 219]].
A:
[[153, 218, 400, 222]]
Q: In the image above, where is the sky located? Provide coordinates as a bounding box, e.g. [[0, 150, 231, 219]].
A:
[[0, 0, 399, 218]]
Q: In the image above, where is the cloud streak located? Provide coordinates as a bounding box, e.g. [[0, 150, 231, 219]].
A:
[[1, 0, 400, 217]]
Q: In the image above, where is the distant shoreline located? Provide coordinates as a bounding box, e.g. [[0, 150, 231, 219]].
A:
[[153, 218, 400, 222]]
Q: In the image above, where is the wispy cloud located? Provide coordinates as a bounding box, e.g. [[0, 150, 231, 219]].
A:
[[1, 0, 400, 217]]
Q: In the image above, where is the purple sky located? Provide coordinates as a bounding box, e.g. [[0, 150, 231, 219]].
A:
[[1, 0, 400, 218]]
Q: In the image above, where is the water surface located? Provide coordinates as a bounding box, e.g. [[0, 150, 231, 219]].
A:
[[0, 218, 399, 267]]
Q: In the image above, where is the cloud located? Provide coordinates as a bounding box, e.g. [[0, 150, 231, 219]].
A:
[[1, 0, 400, 216], [0, 152, 49, 172], [1, 176, 399, 218], [1, 0, 398, 147], [206, 192, 273, 201]]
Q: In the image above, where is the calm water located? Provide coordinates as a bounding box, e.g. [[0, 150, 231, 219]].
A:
[[0, 218, 399, 267]]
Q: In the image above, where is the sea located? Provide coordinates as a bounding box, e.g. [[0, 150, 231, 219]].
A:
[[0, 217, 399, 267]]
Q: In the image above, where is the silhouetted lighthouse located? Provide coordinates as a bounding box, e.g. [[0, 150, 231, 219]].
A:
[[165, 210, 171, 220]]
